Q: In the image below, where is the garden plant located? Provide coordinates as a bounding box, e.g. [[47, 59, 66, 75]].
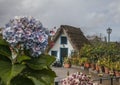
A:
[[0, 16, 56, 85]]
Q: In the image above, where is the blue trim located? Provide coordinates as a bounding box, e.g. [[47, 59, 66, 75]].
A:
[[51, 51, 57, 57], [60, 36, 67, 44], [60, 48, 68, 64]]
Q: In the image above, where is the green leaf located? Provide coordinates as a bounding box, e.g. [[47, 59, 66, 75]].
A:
[[11, 75, 34, 85], [0, 45, 11, 58], [11, 67, 56, 85], [39, 69, 56, 85], [27, 76, 45, 85], [0, 61, 25, 85], [0, 39, 11, 59], [0, 54, 11, 62], [24, 68, 56, 85], [26, 54, 55, 70], [40, 54, 56, 65], [17, 55, 31, 63], [0, 39, 9, 46]]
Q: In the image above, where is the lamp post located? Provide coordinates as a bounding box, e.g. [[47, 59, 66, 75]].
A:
[[98, 71, 103, 84], [106, 27, 112, 42], [109, 71, 114, 85]]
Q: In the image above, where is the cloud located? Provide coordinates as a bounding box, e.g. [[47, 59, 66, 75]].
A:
[[108, 1, 120, 24], [0, 0, 120, 41]]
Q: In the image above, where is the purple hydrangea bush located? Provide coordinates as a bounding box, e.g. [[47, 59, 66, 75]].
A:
[[0, 16, 56, 85], [2, 16, 49, 57]]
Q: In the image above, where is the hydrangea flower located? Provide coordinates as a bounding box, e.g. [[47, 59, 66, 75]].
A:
[[61, 72, 93, 85], [2, 16, 49, 57]]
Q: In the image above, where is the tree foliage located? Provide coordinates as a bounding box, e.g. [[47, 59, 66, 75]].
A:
[[79, 42, 120, 63]]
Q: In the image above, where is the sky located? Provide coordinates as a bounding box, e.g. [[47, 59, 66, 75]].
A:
[[0, 0, 120, 41]]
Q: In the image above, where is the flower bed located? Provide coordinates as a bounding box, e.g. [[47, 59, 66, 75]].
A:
[[61, 72, 93, 85]]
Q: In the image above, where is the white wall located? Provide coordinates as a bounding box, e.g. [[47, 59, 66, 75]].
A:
[[48, 33, 74, 61]]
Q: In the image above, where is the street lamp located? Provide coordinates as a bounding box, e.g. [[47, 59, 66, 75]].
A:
[[106, 27, 112, 42], [109, 71, 114, 85], [98, 70, 103, 84]]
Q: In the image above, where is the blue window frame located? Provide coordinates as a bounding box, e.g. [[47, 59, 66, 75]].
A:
[[51, 51, 57, 57], [61, 36, 67, 44]]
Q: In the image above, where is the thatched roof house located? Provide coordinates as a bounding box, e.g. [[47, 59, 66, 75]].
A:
[[48, 25, 90, 51], [47, 25, 90, 63]]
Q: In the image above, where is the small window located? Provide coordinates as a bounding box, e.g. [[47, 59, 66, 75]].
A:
[[51, 51, 57, 57], [61, 36, 67, 44]]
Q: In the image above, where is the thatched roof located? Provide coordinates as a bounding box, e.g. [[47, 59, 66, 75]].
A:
[[47, 25, 90, 52]]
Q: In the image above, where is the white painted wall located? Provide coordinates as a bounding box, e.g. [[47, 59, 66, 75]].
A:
[[48, 33, 74, 61]]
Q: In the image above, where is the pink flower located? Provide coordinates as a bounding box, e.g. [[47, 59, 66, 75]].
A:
[[61, 72, 93, 85]]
